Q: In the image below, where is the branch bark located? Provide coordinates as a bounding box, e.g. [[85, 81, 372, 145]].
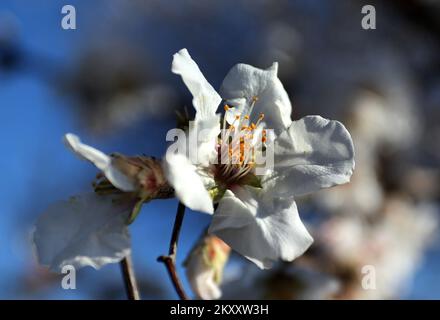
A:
[[158, 202, 189, 300], [120, 254, 141, 300]]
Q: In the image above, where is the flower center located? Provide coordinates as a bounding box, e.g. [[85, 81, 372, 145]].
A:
[[213, 97, 267, 188]]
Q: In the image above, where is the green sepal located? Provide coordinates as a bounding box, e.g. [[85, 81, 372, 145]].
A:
[[209, 186, 226, 203], [127, 197, 149, 225]]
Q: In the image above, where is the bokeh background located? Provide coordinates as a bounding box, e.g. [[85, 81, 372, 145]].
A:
[[1, 0, 439, 299]]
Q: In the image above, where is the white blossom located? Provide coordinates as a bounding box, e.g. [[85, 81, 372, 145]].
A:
[[166, 48, 355, 269], [33, 136, 144, 273]]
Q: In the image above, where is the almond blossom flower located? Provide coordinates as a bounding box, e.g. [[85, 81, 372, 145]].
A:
[[165, 48, 355, 269], [33, 134, 171, 272]]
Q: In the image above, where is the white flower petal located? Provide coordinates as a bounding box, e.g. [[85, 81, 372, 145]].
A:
[[209, 187, 313, 269], [190, 114, 220, 166], [32, 193, 132, 272], [220, 62, 292, 134], [64, 133, 136, 192], [265, 115, 355, 197], [163, 153, 213, 214], [64, 133, 109, 168], [172, 48, 221, 119]]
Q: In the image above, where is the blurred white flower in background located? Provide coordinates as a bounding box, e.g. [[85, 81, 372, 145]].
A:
[[359, 197, 438, 299], [221, 263, 341, 300], [318, 195, 438, 299]]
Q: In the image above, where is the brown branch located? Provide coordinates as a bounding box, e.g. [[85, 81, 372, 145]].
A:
[[157, 202, 189, 300], [120, 254, 141, 300]]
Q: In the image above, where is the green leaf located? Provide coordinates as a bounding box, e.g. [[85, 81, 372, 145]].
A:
[[127, 197, 148, 225]]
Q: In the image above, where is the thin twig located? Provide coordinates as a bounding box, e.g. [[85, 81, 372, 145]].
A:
[[120, 254, 141, 300], [157, 202, 189, 300]]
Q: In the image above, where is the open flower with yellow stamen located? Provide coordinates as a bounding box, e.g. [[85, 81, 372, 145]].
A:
[[165, 49, 355, 269]]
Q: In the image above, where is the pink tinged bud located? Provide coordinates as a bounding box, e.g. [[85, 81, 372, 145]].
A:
[[93, 155, 174, 224], [107, 154, 173, 200], [184, 234, 231, 300]]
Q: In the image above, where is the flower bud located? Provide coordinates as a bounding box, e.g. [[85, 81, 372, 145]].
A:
[[184, 234, 231, 300], [95, 154, 173, 200]]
